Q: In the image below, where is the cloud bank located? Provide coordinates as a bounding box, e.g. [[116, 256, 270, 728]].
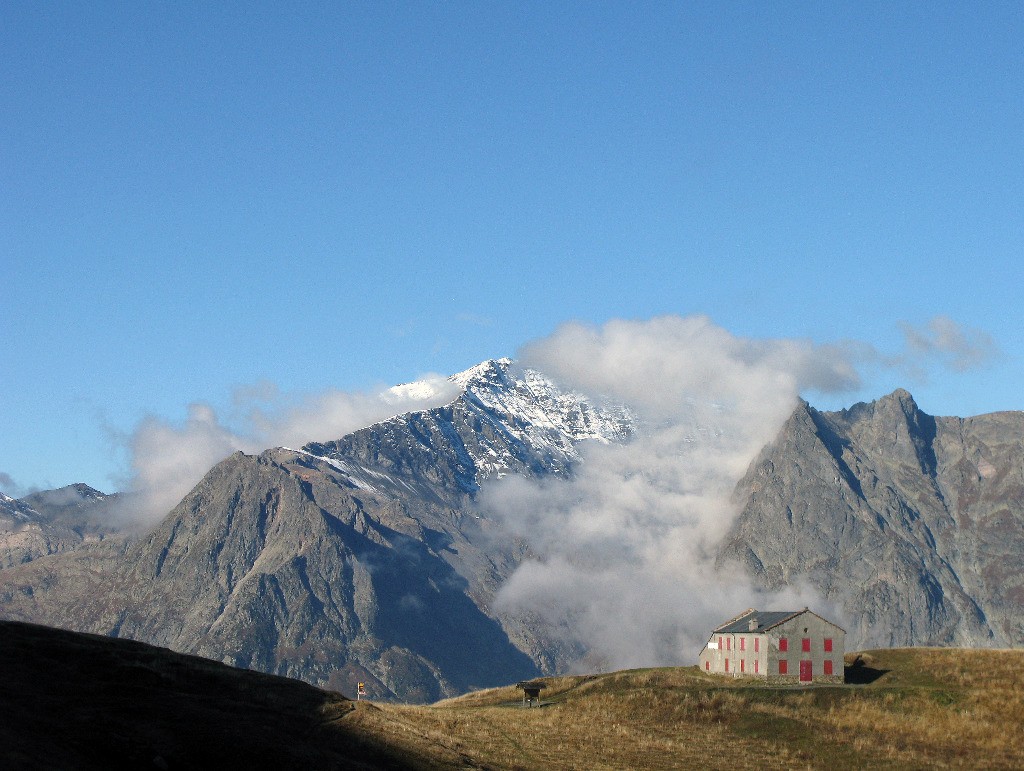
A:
[[481, 316, 861, 669]]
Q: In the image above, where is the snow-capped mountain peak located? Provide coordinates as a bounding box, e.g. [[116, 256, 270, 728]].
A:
[[449, 357, 514, 390], [303, 358, 633, 493]]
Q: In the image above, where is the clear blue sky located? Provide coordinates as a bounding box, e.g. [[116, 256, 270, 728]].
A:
[[3, 2, 1022, 494]]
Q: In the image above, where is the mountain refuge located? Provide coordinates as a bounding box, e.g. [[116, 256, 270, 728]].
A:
[[699, 608, 845, 683]]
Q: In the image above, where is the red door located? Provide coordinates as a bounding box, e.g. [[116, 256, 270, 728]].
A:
[[800, 660, 813, 682]]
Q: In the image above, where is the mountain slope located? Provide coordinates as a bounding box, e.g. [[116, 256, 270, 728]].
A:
[[724, 389, 1024, 647], [0, 361, 624, 701]]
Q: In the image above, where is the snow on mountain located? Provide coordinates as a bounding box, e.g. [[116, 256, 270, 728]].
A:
[[303, 359, 634, 491], [451, 358, 633, 478], [0, 490, 75, 569], [19, 483, 109, 515], [0, 493, 39, 525]]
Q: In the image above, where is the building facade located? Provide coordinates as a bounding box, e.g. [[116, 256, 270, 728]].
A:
[[698, 608, 845, 683]]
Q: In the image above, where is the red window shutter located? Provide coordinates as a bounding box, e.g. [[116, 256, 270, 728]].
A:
[[802, 638, 810, 652], [824, 660, 833, 675], [741, 659, 745, 673], [754, 660, 759, 674], [705, 660, 710, 671], [824, 638, 833, 652], [740, 637, 745, 651], [719, 636, 723, 649], [779, 638, 788, 652], [725, 658, 729, 672], [754, 637, 759, 653], [779, 660, 788, 675], [727, 638, 731, 651]]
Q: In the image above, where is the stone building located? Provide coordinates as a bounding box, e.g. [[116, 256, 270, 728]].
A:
[[698, 607, 845, 683]]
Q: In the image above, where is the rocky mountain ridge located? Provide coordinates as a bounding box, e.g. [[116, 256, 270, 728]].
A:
[[725, 388, 1024, 648], [1, 361, 1021, 701]]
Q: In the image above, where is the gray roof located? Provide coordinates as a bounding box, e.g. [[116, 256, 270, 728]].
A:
[[712, 609, 805, 634]]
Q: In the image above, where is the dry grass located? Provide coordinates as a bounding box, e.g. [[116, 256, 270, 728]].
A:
[[817, 649, 1024, 768], [336, 649, 1024, 770]]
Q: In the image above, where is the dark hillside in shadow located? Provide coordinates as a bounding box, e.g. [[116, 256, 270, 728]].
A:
[[0, 620, 450, 770]]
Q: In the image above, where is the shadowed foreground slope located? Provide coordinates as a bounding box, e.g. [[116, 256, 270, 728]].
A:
[[0, 621, 466, 770]]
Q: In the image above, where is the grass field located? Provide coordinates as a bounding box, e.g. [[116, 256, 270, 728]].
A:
[[343, 648, 1024, 769]]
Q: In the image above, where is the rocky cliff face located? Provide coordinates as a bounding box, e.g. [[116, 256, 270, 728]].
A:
[[724, 389, 1024, 648]]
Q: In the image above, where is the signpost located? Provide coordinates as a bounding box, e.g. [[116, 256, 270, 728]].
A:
[[357, 682, 366, 700]]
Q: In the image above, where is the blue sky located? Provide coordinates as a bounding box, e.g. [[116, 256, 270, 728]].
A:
[[2, 2, 1022, 495]]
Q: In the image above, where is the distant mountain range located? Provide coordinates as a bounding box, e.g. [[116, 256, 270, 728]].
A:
[[0, 483, 117, 568], [1, 360, 1020, 701]]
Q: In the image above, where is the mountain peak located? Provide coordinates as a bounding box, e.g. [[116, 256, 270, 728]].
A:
[[837, 388, 925, 427], [20, 483, 108, 509], [449, 358, 514, 390], [881, 387, 919, 410]]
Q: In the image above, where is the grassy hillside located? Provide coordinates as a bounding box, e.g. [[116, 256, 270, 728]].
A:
[[363, 648, 1024, 769], [2, 620, 1021, 769]]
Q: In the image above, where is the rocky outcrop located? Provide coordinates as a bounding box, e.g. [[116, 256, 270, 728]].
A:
[[724, 390, 1024, 648]]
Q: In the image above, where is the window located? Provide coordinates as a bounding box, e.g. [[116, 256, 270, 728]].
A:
[[824, 660, 833, 676], [740, 659, 745, 673], [718, 636, 723, 649], [740, 637, 746, 651], [725, 658, 729, 673], [754, 637, 759, 653], [706, 661, 710, 671], [727, 637, 731, 651], [779, 660, 788, 675], [824, 638, 833, 652], [802, 638, 811, 653], [779, 637, 788, 652], [754, 660, 759, 674]]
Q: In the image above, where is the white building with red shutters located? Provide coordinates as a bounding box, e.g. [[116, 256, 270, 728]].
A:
[[698, 608, 845, 683]]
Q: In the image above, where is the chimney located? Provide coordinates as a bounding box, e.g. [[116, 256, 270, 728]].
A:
[[748, 617, 759, 631]]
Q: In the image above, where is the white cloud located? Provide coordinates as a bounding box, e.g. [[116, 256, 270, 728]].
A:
[[246, 376, 460, 451], [117, 375, 461, 526], [899, 315, 998, 374], [116, 404, 255, 525], [481, 315, 858, 669]]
